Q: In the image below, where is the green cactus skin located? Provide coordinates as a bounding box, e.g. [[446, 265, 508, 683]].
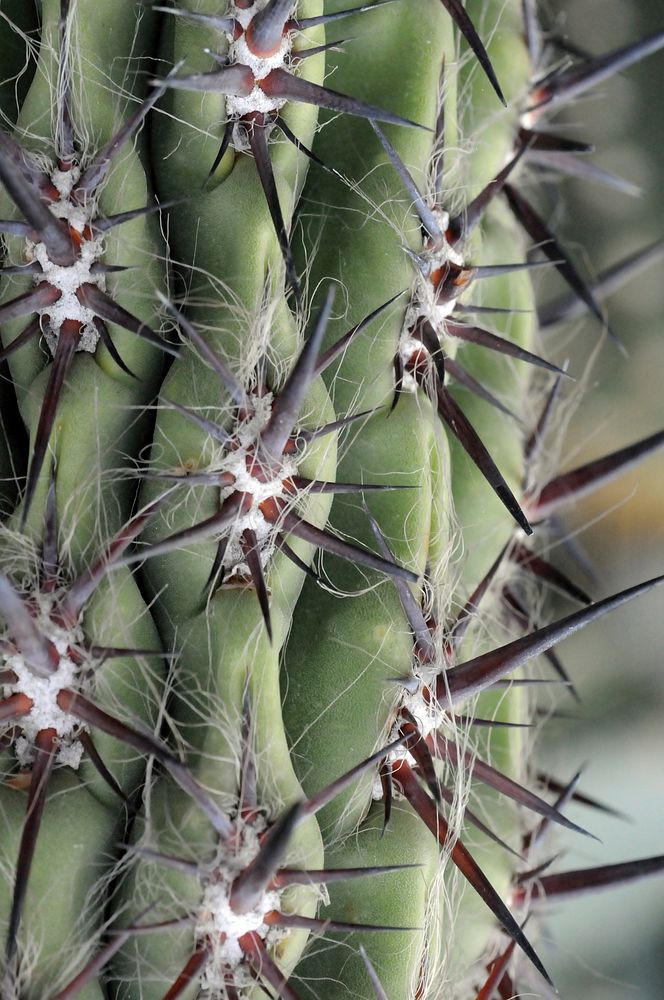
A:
[[0, 2, 663, 999]]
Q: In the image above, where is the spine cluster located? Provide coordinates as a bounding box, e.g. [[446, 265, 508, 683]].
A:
[[0, 2, 662, 999]]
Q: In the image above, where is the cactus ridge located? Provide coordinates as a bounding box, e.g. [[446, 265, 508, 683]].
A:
[[0, 1, 663, 998]]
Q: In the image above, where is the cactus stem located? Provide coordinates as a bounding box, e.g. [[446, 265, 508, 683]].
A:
[[5, 726, 58, 973]]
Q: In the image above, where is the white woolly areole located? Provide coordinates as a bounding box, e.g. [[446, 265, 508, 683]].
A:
[[197, 394, 298, 578], [403, 209, 467, 333], [195, 822, 283, 987], [1, 605, 88, 767], [397, 335, 423, 394], [25, 164, 105, 355], [225, 1, 294, 130], [372, 668, 446, 799]]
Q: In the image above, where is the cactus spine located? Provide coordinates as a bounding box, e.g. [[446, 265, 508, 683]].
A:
[[0, 1, 663, 998]]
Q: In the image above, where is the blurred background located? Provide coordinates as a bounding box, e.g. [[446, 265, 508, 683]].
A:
[[527, 2, 664, 997]]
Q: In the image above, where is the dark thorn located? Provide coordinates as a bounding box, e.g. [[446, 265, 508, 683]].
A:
[[435, 384, 532, 534], [521, 0, 541, 66], [271, 911, 418, 934], [78, 731, 135, 811], [515, 856, 559, 884], [529, 149, 641, 197], [433, 734, 596, 839], [280, 509, 418, 583], [455, 302, 533, 317], [155, 64, 255, 96], [230, 803, 302, 914], [206, 119, 234, 180], [536, 771, 630, 823], [247, 118, 301, 299], [275, 535, 321, 584], [0, 576, 57, 678], [416, 318, 446, 388], [75, 75, 177, 196], [63, 489, 176, 619], [21, 321, 79, 528], [152, 5, 234, 32], [523, 367, 567, 469], [365, 505, 435, 661], [274, 115, 331, 172], [52, 923, 141, 1000], [92, 198, 187, 234], [0, 692, 33, 723], [525, 769, 583, 851], [302, 734, 410, 818], [6, 728, 58, 970], [359, 946, 390, 1000], [445, 320, 570, 378], [0, 142, 75, 265], [76, 284, 179, 357], [473, 935, 518, 1000], [95, 319, 139, 379], [297, 408, 376, 444], [291, 475, 412, 495], [511, 540, 591, 604], [0, 219, 31, 237], [293, 0, 396, 30], [291, 38, 351, 63], [241, 528, 273, 642], [523, 855, 664, 904], [400, 711, 441, 802], [397, 760, 552, 985], [452, 713, 532, 729], [143, 469, 229, 487], [157, 293, 247, 406], [205, 536, 229, 599], [519, 128, 595, 154], [240, 931, 304, 1000], [87, 645, 174, 661], [502, 182, 614, 340], [528, 30, 664, 116], [440, 573, 664, 704], [449, 543, 509, 649], [439, 0, 505, 105], [57, 689, 233, 838], [0, 283, 61, 327], [161, 397, 230, 445], [0, 316, 42, 365], [161, 946, 210, 1000], [471, 260, 562, 280], [540, 239, 664, 329], [371, 122, 443, 242], [127, 845, 201, 876], [247, 0, 293, 58], [0, 262, 42, 276], [433, 61, 446, 205], [449, 146, 528, 242], [392, 351, 405, 413], [274, 863, 419, 887], [238, 678, 258, 815], [530, 427, 664, 521], [502, 586, 581, 703], [379, 761, 393, 835], [121, 492, 245, 567], [259, 286, 336, 461], [260, 67, 429, 130], [436, 779, 523, 858], [315, 291, 405, 376], [444, 356, 518, 420]]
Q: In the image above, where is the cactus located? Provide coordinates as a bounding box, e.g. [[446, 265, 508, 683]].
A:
[[0, 1, 663, 998]]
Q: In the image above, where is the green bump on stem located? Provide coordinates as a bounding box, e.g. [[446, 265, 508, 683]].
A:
[[293, 802, 439, 1000]]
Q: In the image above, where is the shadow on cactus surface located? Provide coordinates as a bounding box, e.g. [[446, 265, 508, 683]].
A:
[[0, 0, 663, 998]]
